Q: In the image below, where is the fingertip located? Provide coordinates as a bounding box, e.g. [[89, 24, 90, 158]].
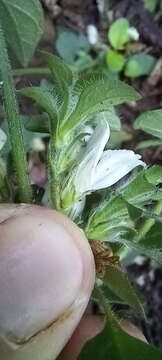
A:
[[59, 315, 104, 360]]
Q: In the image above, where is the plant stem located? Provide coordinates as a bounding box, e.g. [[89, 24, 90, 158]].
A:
[[0, 24, 32, 203], [14, 68, 50, 76], [137, 199, 162, 241], [48, 146, 61, 210], [48, 119, 61, 210], [13, 59, 98, 77]]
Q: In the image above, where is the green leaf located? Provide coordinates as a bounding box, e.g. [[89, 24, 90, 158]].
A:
[[56, 26, 90, 64], [22, 114, 50, 133], [134, 109, 162, 139], [140, 248, 162, 265], [60, 73, 140, 135], [42, 52, 73, 88], [0, 119, 46, 156], [20, 86, 59, 121], [79, 316, 162, 360], [106, 108, 121, 131], [57, 136, 84, 175], [125, 53, 156, 78], [42, 52, 73, 119], [104, 265, 144, 316], [72, 51, 94, 72], [108, 18, 130, 50], [143, 0, 159, 12], [93, 285, 128, 305], [123, 238, 162, 266], [0, 0, 44, 66], [136, 139, 162, 150], [86, 196, 134, 241], [94, 108, 121, 131], [139, 222, 162, 249], [106, 50, 126, 73], [145, 166, 162, 185], [121, 171, 156, 208], [109, 130, 132, 148], [151, 190, 162, 201]]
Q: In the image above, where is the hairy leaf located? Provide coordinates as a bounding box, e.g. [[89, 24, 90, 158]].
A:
[[139, 222, 162, 249], [86, 196, 134, 241], [23, 114, 50, 133], [79, 314, 162, 360], [0, 0, 44, 66], [94, 108, 121, 132], [93, 285, 128, 305], [20, 87, 60, 122], [123, 239, 162, 266], [42, 52, 74, 119], [60, 73, 140, 134], [42, 52, 73, 88], [134, 110, 162, 139], [56, 26, 90, 64], [121, 171, 156, 208], [145, 166, 162, 185], [104, 265, 144, 316]]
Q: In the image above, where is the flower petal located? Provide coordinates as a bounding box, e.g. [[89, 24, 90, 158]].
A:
[[0, 129, 7, 151], [92, 149, 145, 190], [75, 120, 110, 193]]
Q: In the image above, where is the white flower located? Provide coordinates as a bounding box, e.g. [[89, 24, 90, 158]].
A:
[[72, 120, 145, 198], [87, 24, 99, 45], [0, 129, 7, 151], [128, 27, 139, 41]]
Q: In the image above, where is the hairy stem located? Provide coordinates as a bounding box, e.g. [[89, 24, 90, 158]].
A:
[[48, 147, 61, 210], [13, 59, 98, 77], [0, 24, 32, 203], [14, 68, 50, 76], [48, 119, 61, 210]]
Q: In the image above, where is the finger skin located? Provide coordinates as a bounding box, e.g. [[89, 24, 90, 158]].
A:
[[60, 316, 147, 360], [59, 315, 104, 360], [0, 204, 95, 360]]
